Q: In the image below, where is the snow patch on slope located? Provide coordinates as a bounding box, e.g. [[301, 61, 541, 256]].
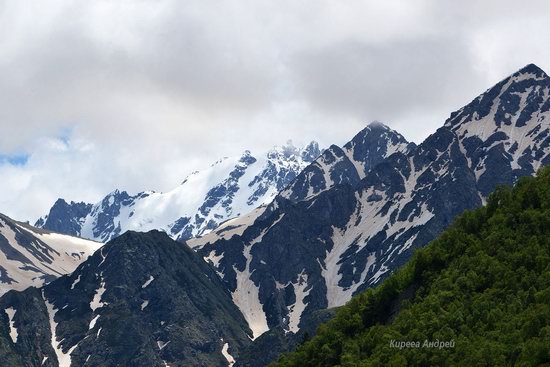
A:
[[141, 275, 154, 288], [89, 314, 100, 330], [43, 291, 79, 367], [0, 217, 101, 295], [90, 275, 107, 311], [323, 209, 377, 308], [231, 242, 269, 339], [188, 206, 267, 249], [4, 307, 17, 343], [287, 271, 311, 333], [221, 339, 236, 367], [141, 300, 149, 310]]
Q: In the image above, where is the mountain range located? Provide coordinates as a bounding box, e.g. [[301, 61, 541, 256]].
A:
[[1, 63, 549, 366], [194, 63, 550, 365], [36, 141, 321, 243]]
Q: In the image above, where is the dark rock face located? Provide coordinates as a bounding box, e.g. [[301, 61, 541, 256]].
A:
[[342, 121, 416, 178], [35, 200, 93, 237], [192, 65, 550, 359], [0, 287, 55, 367], [0, 231, 252, 366]]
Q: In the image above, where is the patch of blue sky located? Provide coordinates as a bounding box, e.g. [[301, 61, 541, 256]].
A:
[[0, 154, 29, 166], [57, 126, 73, 146]]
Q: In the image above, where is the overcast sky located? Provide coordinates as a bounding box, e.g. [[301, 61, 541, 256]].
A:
[[1, 0, 550, 222]]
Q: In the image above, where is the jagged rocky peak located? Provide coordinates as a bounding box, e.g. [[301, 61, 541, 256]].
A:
[[516, 63, 548, 78], [267, 140, 320, 162], [227, 150, 257, 172], [358, 120, 392, 132], [240, 149, 256, 160], [301, 141, 321, 162], [35, 199, 93, 237], [347, 120, 412, 153], [278, 121, 411, 202], [441, 63, 550, 195], [445, 63, 550, 136], [343, 120, 413, 177], [100, 189, 136, 206]]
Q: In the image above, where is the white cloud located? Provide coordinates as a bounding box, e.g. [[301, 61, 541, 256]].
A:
[[1, 0, 550, 221]]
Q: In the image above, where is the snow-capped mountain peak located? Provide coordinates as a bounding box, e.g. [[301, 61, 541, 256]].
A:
[[36, 141, 322, 243], [266, 140, 320, 162]]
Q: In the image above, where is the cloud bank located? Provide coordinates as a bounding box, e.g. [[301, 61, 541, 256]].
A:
[[1, 0, 550, 221]]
